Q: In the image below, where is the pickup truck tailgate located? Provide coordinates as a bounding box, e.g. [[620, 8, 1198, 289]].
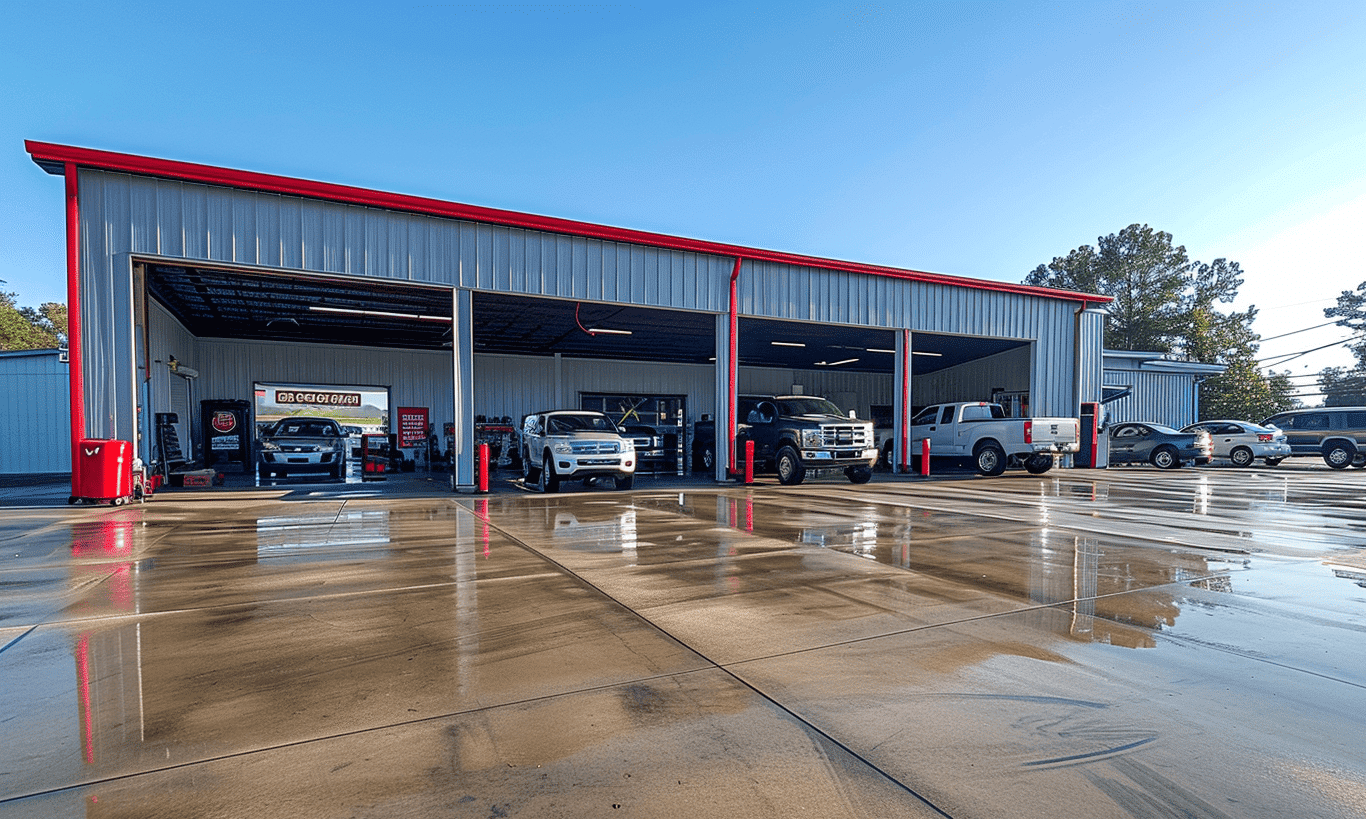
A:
[[1029, 417, 1080, 449]]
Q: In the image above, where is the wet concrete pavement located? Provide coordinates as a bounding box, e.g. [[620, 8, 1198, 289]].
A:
[[2, 467, 1365, 817]]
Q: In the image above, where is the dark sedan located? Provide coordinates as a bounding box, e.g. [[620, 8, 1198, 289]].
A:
[[1107, 422, 1212, 469]]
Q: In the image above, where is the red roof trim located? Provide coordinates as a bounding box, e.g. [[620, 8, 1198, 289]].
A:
[[26, 140, 1110, 304]]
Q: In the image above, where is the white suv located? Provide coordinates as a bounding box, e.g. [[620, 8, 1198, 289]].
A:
[[521, 411, 636, 492]]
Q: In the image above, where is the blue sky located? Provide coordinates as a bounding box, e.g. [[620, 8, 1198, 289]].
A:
[[3, 1, 1363, 398]]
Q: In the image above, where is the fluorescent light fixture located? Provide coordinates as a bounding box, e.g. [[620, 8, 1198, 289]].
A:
[[309, 305, 452, 322], [912, 351, 943, 357], [816, 358, 860, 366], [771, 341, 806, 347], [588, 327, 632, 335], [866, 348, 896, 354]]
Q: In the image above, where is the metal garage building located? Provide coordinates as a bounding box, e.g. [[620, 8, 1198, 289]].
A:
[[26, 140, 1110, 492], [1102, 350, 1226, 429], [0, 349, 70, 477]]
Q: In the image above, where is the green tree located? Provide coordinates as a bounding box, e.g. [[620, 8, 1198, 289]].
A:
[[1320, 280, 1366, 406], [1025, 224, 1297, 419], [0, 292, 67, 351]]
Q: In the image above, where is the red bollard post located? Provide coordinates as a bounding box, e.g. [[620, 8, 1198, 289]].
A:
[[744, 440, 755, 484], [477, 443, 489, 493], [920, 438, 931, 476]]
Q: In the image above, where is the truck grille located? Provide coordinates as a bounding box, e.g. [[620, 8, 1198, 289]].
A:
[[818, 424, 871, 448], [569, 441, 620, 455]]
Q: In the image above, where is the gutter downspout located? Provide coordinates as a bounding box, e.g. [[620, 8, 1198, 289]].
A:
[[728, 257, 742, 477], [65, 162, 85, 494]]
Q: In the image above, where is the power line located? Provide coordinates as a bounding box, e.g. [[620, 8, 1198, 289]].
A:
[[1257, 333, 1366, 365], [1258, 319, 1352, 342]]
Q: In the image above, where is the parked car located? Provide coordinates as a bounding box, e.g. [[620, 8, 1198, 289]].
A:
[[258, 417, 347, 479], [521, 410, 636, 492], [1106, 422, 1212, 469], [1260, 407, 1366, 469], [1180, 420, 1290, 467]]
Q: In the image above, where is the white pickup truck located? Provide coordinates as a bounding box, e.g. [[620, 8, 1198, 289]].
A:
[[908, 402, 1080, 476]]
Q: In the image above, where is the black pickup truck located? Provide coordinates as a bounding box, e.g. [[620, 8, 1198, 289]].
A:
[[692, 395, 878, 485]]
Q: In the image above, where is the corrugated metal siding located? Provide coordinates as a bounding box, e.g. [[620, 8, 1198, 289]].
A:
[[740, 259, 1080, 417], [1078, 310, 1105, 404], [1103, 370, 1197, 428], [194, 338, 455, 436], [912, 346, 1031, 407], [78, 168, 1099, 454], [0, 350, 71, 474]]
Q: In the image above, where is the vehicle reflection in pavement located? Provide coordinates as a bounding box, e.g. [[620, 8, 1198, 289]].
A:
[[552, 508, 638, 556], [255, 509, 391, 560], [68, 514, 146, 769]]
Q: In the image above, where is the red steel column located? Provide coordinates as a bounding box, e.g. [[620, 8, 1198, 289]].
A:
[[65, 162, 85, 495]]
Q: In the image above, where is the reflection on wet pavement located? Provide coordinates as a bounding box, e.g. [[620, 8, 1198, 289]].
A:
[[2, 468, 1365, 816]]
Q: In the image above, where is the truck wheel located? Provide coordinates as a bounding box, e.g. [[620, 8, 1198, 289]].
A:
[[614, 474, 634, 490], [1024, 454, 1054, 474], [1150, 446, 1180, 469], [1264, 457, 1284, 467], [1229, 446, 1254, 467], [775, 446, 805, 485], [1323, 442, 1354, 469], [539, 454, 560, 492], [973, 443, 1007, 476], [846, 466, 873, 484], [1353, 453, 1366, 469]]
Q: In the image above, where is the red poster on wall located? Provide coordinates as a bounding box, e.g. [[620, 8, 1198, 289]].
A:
[[397, 407, 429, 448]]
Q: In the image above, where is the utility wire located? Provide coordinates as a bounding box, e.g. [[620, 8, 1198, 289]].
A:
[[1259, 319, 1353, 342], [1257, 333, 1366, 365]]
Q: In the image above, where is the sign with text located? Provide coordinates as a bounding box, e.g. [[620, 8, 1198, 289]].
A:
[[397, 407, 429, 448], [275, 390, 361, 407]]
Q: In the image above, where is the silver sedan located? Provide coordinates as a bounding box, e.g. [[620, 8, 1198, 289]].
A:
[[1181, 419, 1290, 467]]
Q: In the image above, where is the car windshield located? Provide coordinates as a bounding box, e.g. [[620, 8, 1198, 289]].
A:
[[777, 398, 844, 416], [269, 420, 339, 437], [548, 414, 618, 433]]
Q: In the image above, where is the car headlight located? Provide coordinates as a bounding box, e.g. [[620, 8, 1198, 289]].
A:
[[801, 430, 823, 448], [620, 439, 634, 452], [261, 441, 280, 451], [553, 442, 573, 454]]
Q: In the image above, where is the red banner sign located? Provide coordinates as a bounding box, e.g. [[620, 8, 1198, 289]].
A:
[[397, 407, 428, 448]]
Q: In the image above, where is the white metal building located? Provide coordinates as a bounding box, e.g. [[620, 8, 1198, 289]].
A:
[[26, 140, 1111, 490], [1102, 350, 1226, 429]]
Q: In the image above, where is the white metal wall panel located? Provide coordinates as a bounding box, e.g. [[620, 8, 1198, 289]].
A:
[[0, 350, 71, 475], [146, 300, 199, 463], [740, 259, 1080, 416], [737, 367, 892, 420], [912, 347, 1031, 407], [193, 338, 455, 432]]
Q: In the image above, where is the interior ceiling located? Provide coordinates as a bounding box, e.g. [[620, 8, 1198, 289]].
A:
[[145, 263, 1026, 375]]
